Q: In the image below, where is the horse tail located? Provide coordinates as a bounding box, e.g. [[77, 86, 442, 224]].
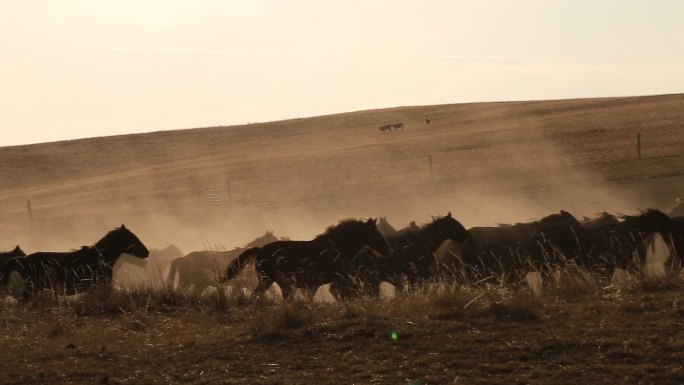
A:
[[165, 257, 181, 289], [222, 247, 260, 282]]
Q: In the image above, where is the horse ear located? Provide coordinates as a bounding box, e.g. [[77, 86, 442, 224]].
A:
[[121, 224, 127, 229], [367, 218, 377, 225], [447, 212, 452, 218]]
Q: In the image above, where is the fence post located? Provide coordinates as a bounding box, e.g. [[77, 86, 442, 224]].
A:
[[428, 155, 434, 181], [26, 199, 33, 227], [637, 132, 641, 160]]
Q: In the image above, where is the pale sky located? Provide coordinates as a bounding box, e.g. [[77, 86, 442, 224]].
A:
[[1, 1, 683, 147]]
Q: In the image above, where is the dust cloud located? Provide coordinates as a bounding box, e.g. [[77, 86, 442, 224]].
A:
[[1, 96, 682, 290]]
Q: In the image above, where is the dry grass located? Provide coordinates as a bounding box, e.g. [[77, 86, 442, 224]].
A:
[[2, 271, 684, 384]]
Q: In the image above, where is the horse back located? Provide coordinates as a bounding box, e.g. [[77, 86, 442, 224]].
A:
[[21, 249, 97, 271]]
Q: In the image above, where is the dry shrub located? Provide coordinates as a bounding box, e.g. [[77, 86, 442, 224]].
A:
[[248, 300, 316, 339], [488, 293, 540, 322], [425, 283, 476, 320], [73, 287, 136, 316], [633, 272, 683, 293], [545, 266, 599, 302]]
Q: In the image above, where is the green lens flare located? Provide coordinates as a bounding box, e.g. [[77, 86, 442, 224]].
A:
[[391, 331, 398, 341]]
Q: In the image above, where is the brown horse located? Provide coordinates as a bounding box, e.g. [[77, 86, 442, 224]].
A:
[[2, 225, 148, 298], [0, 246, 26, 287], [331, 213, 474, 298], [221, 219, 390, 300], [526, 209, 678, 280], [166, 231, 277, 293], [451, 211, 580, 282]]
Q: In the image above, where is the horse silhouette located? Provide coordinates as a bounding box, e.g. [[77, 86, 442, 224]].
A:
[[0, 246, 26, 287], [166, 231, 277, 293], [221, 219, 390, 300], [2, 225, 148, 298], [113, 244, 184, 288], [331, 213, 473, 298], [581, 212, 619, 228], [451, 210, 580, 282], [526, 209, 679, 280]]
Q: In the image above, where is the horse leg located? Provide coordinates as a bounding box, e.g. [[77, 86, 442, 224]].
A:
[[252, 279, 273, 299], [252, 267, 274, 299], [280, 284, 295, 301], [303, 287, 317, 301]]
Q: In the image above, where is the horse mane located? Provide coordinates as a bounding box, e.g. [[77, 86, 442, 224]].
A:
[[617, 208, 668, 222], [318, 218, 369, 239], [423, 215, 447, 229], [95, 225, 130, 246], [421, 214, 462, 233]]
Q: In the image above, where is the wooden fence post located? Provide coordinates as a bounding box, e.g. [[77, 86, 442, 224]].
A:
[[637, 132, 641, 160], [26, 199, 33, 227], [428, 155, 434, 181]]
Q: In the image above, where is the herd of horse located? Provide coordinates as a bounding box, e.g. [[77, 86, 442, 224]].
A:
[[1, 206, 683, 301]]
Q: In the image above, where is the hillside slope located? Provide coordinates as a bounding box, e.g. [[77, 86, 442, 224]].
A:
[[1, 94, 683, 250]]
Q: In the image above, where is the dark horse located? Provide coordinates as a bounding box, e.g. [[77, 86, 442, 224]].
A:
[[2, 225, 149, 298], [448, 210, 581, 282], [331, 213, 474, 298], [1, 245, 25, 267], [526, 209, 678, 279], [581, 212, 619, 228], [669, 216, 684, 271], [220, 219, 391, 300], [0, 246, 26, 286], [166, 231, 278, 293]]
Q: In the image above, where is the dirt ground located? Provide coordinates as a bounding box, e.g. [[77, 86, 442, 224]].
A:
[[2, 283, 684, 385]]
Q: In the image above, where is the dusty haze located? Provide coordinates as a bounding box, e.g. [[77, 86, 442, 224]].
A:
[[0, 94, 683, 254]]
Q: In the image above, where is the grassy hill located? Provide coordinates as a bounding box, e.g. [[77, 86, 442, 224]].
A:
[[1, 94, 683, 251]]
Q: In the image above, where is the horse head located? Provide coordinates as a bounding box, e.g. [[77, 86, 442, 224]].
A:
[[98, 225, 150, 259], [11, 245, 25, 257], [245, 231, 279, 248], [540, 210, 580, 228], [376, 217, 399, 236], [423, 212, 472, 244]]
